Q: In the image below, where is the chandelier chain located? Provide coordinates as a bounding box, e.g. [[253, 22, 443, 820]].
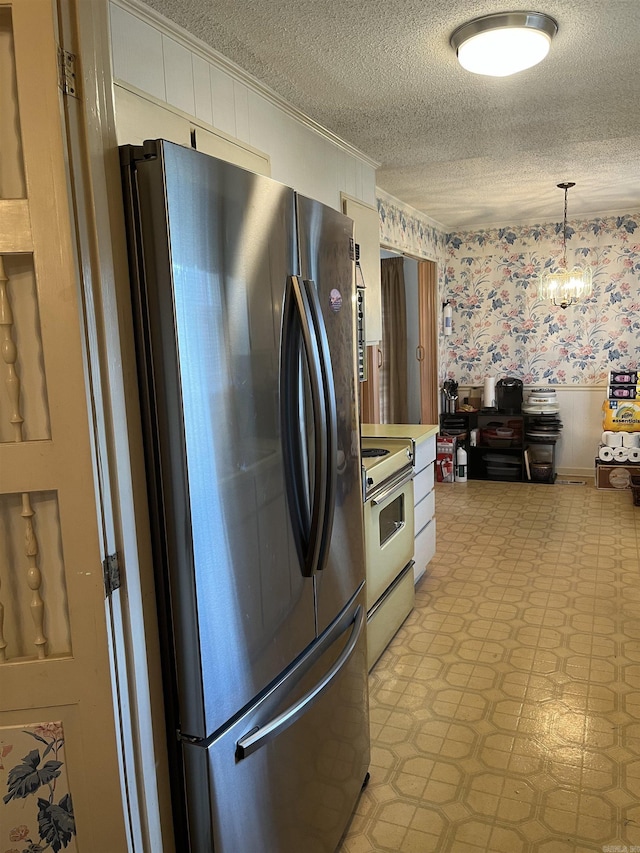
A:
[[557, 180, 575, 267], [540, 181, 592, 309], [562, 185, 568, 267]]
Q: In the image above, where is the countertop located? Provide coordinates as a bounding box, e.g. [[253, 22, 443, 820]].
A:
[[361, 423, 439, 444]]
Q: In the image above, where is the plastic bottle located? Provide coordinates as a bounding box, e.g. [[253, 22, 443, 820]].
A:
[[455, 445, 468, 482]]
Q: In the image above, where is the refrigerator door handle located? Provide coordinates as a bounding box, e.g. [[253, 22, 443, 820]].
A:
[[235, 604, 364, 760], [302, 278, 337, 573], [281, 275, 328, 577]]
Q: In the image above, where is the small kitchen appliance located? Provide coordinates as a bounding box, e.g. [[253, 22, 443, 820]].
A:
[[496, 376, 524, 414], [523, 387, 560, 414]]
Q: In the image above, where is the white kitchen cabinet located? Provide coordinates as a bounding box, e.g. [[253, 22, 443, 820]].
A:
[[415, 487, 435, 534], [114, 83, 191, 147], [412, 433, 436, 583], [341, 194, 382, 343], [414, 517, 436, 580], [113, 83, 271, 176]]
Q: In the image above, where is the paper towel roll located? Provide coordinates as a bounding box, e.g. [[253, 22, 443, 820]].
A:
[[623, 432, 640, 448], [628, 448, 640, 462], [598, 445, 614, 461], [484, 377, 496, 409], [614, 446, 629, 462], [606, 431, 623, 447]]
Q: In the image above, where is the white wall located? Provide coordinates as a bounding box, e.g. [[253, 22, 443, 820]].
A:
[[109, 0, 377, 212], [552, 386, 607, 476]]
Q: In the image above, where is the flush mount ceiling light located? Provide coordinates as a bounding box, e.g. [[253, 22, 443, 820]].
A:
[[539, 182, 593, 310], [450, 11, 558, 77]]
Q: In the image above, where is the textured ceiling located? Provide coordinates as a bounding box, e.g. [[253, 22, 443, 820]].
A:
[[140, 0, 640, 230]]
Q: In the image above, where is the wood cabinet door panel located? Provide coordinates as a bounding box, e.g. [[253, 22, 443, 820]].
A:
[[0, 4, 128, 851]]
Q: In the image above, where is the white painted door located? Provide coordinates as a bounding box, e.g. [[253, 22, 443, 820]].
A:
[[0, 2, 128, 850]]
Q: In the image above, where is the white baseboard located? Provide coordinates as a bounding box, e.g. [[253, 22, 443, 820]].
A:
[[557, 467, 596, 478]]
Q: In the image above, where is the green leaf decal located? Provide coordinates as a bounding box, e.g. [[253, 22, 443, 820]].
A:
[[39, 760, 63, 785], [37, 793, 75, 852], [25, 730, 50, 747], [3, 749, 62, 803]]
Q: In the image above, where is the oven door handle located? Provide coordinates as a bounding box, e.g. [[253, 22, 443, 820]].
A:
[[280, 275, 327, 577], [302, 278, 337, 573], [370, 467, 414, 506]]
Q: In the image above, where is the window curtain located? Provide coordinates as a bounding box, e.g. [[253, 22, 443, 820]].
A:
[[380, 257, 408, 423]]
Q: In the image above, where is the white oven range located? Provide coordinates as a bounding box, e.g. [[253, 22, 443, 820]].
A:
[[361, 437, 416, 670]]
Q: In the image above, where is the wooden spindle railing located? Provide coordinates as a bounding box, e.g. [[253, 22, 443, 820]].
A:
[[0, 255, 47, 659], [0, 573, 5, 662], [0, 255, 9, 660], [22, 493, 46, 658], [0, 255, 24, 442]]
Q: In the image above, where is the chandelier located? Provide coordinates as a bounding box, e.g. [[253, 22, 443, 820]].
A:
[[538, 182, 593, 309]]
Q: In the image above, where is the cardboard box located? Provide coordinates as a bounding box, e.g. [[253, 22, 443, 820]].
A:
[[595, 460, 640, 490], [436, 435, 456, 483]]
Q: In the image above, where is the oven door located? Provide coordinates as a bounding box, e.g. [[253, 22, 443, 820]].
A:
[[364, 468, 415, 611]]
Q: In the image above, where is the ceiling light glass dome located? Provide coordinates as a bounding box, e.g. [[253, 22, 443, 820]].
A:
[[451, 12, 558, 77]]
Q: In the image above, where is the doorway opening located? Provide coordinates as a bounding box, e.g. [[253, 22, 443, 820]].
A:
[[361, 249, 438, 425]]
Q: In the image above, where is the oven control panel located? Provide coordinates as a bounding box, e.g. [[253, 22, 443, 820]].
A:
[[361, 437, 414, 501]]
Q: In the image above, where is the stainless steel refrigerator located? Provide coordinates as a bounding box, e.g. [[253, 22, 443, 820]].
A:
[[120, 140, 369, 852]]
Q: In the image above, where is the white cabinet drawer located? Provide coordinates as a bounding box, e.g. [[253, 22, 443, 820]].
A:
[[414, 463, 434, 502], [414, 434, 436, 472], [415, 489, 435, 535], [414, 518, 436, 583]]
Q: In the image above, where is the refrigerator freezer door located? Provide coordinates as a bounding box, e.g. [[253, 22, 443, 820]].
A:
[[296, 195, 366, 635], [182, 588, 369, 853], [125, 141, 316, 740]]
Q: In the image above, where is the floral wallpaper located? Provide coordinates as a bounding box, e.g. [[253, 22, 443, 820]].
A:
[[1, 722, 77, 853], [376, 189, 446, 261], [375, 190, 640, 388], [441, 213, 640, 385]]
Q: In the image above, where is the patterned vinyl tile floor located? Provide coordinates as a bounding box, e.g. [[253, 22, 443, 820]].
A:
[[339, 480, 640, 853]]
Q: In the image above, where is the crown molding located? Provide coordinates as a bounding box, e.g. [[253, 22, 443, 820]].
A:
[[111, 0, 380, 170]]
